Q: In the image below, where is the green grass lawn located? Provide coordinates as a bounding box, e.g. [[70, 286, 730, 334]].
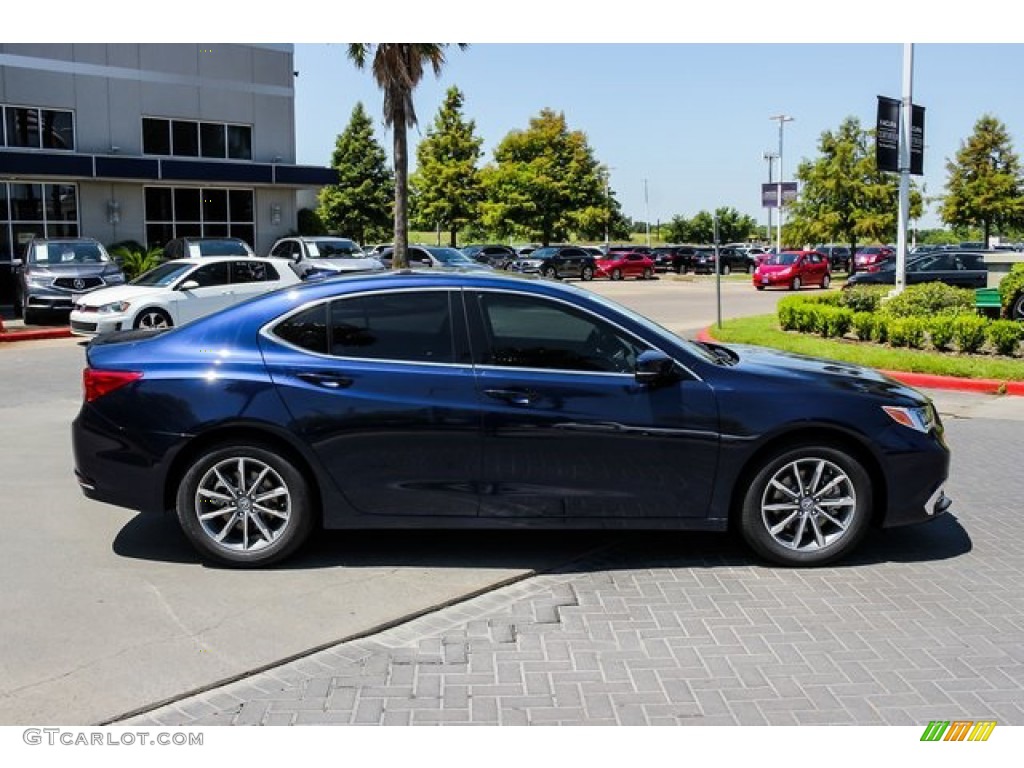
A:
[[706, 313, 1024, 382]]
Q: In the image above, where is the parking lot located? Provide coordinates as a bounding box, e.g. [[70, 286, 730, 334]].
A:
[[3, 277, 1024, 726]]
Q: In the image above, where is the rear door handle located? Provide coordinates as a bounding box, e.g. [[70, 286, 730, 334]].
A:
[[484, 388, 539, 406], [297, 372, 353, 389]]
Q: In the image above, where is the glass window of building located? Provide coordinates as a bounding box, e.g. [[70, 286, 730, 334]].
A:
[[143, 118, 171, 155], [144, 186, 255, 250], [0, 182, 79, 261], [227, 125, 252, 160], [172, 120, 199, 156], [200, 123, 226, 158]]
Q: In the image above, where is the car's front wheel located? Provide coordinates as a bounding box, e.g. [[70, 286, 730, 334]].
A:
[[580, 265, 594, 281], [821, 273, 831, 289], [720, 263, 731, 276], [542, 266, 558, 279], [176, 442, 314, 567], [641, 267, 653, 280], [134, 308, 173, 330], [611, 268, 623, 281], [790, 276, 802, 291], [1012, 293, 1024, 320], [739, 444, 872, 567]]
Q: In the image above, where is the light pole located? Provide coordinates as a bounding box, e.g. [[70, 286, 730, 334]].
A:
[[643, 178, 651, 247], [769, 114, 794, 253], [762, 150, 778, 245], [603, 166, 614, 250]]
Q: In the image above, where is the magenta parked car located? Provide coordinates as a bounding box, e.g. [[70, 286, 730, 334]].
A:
[[753, 250, 831, 291]]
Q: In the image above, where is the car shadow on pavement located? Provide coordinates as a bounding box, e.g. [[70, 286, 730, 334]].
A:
[[111, 511, 971, 571]]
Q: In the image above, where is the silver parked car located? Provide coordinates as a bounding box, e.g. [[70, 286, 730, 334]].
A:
[[14, 238, 126, 325]]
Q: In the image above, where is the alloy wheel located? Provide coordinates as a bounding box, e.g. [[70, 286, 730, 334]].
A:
[[194, 457, 292, 554], [759, 457, 857, 554]]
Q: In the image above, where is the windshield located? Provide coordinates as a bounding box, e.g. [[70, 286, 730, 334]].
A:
[[766, 253, 799, 266], [131, 261, 195, 287], [307, 239, 363, 258], [429, 248, 475, 265], [29, 242, 109, 265]]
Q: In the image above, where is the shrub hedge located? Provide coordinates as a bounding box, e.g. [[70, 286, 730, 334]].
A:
[[775, 283, 1022, 357]]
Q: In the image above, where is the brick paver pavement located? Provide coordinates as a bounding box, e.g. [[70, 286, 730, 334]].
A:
[[118, 405, 1024, 726]]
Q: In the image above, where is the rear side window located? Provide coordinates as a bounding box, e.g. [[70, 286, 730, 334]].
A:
[[330, 291, 454, 363], [231, 260, 278, 283], [273, 303, 329, 353]]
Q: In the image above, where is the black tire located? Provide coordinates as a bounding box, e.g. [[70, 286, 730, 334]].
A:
[[821, 273, 831, 290], [738, 443, 872, 567], [542, 266, 558, 279], [790, 276, 802, 291], [720, 263, 731, 276], [580, 265, 594, 281], [1012, 294, 1024, 321], [134, 308, 173, 330], [756, 285, 766, 291], [675, 262, 688, 275], [176, 442, 315, 567], [23, 307, 39, 326], [611, 268, 623, 281], [641, 267, 653, 280]]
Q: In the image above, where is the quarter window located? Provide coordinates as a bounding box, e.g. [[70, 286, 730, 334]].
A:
[[273, 304, 329, 354]]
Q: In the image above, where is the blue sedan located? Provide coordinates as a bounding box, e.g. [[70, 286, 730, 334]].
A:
[[72, 270, 951, 567]]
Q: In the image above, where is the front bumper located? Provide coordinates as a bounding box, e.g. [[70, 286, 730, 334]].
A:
[[69, 309, 128, 336]]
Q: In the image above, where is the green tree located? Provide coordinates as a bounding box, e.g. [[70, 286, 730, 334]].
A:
[[348, 44, 466, 268], [787, 116, 921, 253], [409, 86, 484, 247], [663, 214, 692, 243], [480, 109, 608, 245], [940, 114, 1024, 246], [317, 102, 393, 245]]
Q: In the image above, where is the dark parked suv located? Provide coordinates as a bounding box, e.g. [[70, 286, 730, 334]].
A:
[[162, 236, 255, 260], [13, 238, 126, 325], [814, 244, 853, 272], [651, 245, 706, 274], [462, 244, 517, 269], [510, 246, 596, 280]]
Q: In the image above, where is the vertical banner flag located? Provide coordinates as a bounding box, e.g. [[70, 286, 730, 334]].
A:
[[911, 104, 925, 176], [876, 96, 901, 172]]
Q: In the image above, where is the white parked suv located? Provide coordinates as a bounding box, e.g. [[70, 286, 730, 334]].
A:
[[268, 236, 384, 278], [69, 256, 300, 336]]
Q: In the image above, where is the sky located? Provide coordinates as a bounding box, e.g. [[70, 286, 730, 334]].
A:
[[293, 41, 1024, 232]]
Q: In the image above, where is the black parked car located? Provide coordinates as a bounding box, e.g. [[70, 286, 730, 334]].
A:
[[461, 244, 517, 269], [844, 251, 988, 290], [162, 236, 255, 260], [73, 270, 950, 569], [716, 246, 756, 275], [509, 246, 596, 280], [651, 245, 706, 274], [814, 244, 853, 272]]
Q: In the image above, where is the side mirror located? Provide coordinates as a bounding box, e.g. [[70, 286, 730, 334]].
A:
[[11, 258, 23, 268], [634, 350, 678, 386], [420, 258, 432, 266], [179, 280, 200, 291]]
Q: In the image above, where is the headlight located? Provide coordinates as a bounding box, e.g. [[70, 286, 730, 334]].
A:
[[105, 273, 126, 284], [98, 301, 131, 314], [26, 274, 52, 286], [883, 404, 936, 433]]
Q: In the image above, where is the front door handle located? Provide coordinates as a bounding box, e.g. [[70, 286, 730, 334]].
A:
[[484, 388, 539, 406], [297, 372, 353, 390]]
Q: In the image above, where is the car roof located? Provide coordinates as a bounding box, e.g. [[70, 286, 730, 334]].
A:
[[161, 255, 293, 267]]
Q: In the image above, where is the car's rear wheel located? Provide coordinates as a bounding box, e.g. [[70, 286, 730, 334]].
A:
[[580, 265, 594, 281], [641, 267, 653, 280], [739, 444, 871, 567], [790, 276, 802, 291], [611, 268, 623, 281], [821, 273, 831, 289], [675, 263, 687, 275], [176, 442, 314, 567], [134, 308, 173, 330], [720, 263, 731, 276], [542, 266, 558, 279]]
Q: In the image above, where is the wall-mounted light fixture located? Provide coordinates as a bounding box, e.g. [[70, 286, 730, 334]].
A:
[[272, 155, 282, 163], [270, 203, 282, 226], [107, 200, 121, 225], [110, 145, 120, 154]]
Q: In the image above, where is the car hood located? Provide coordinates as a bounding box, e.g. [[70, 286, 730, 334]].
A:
[[74, 284, 164, 307], [27, 263, 119, 277], [720, 343, 926, 403], [756, 263, 796, 274], [306, 257, 384, 272]]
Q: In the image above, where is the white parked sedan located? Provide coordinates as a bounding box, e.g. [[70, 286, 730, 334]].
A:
[[268, 236, 385, 278], [69, 256, 301, 336]]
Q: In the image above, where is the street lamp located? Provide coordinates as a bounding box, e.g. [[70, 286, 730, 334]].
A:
[[762, 150, 778, 245], [769, 114, 794, 253]]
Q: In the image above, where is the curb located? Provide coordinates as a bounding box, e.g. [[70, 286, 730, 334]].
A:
[[696, 326, 1024, 397], [0, 327, 74, 343]]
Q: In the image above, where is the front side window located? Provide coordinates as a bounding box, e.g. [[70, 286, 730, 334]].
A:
[[187, 261, 229, 288], [472, 292, 648, 374]]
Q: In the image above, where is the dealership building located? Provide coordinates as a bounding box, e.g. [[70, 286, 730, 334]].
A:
[[0, 43, 336, 299]]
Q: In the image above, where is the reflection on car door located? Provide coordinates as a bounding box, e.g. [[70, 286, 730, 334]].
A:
[[260, 289, 481, 518], [173, 261, 233, 324], [466, 290, 719, 519]]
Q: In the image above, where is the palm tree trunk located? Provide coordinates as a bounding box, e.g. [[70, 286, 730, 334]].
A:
[[392, 99, 409, 270]]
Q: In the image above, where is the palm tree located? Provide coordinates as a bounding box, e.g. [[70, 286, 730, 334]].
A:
[[348, 44, 466, 269]]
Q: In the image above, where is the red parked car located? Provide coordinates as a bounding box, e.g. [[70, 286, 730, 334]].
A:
[[852, 245, 895, 273], [595, 251, 656, 280], [753, 250, 831, 290]]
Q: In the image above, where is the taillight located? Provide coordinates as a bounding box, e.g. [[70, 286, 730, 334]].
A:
[[83, 368, 143, 403]]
